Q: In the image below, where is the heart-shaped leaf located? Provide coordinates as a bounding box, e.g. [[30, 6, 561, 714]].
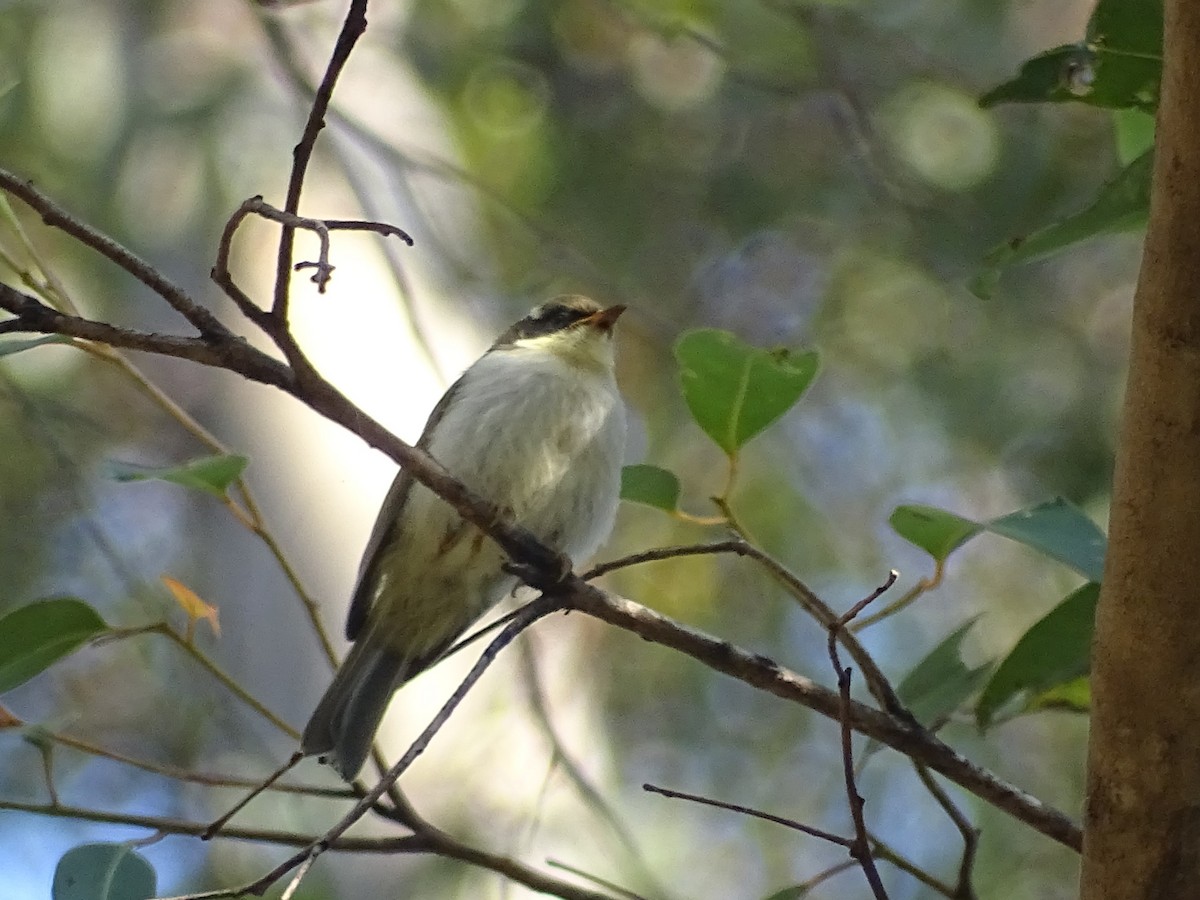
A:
[[674, 329, 818, 455], [53, 843, 156, 900], [620, 464, 682, 512], [889, 505, 981, 562], [0, 597, 108, 694]]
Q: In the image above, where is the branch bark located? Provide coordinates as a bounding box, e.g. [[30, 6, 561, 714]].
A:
[[1080, 2, 1200, 898]]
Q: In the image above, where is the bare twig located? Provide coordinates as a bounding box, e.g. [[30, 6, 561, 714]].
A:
[[220, 595, 565, 897], [216, 195, 412, 300], [868, 831, 958, 898], [825, 571, 899, 900], [0, 169, 230, 339], [279, 851, 318, 900], [0, 798, 425, 852], [203, 752, 304, 840], [643, 783, 850, 847], [912, 763, 979, 899], [545, 859, 649, 900], [45, 730, 352, 798], [0, 283, 294, 388], [852, 559, 947, 632], [518, 636, 666, 899], [586, 540, 913, 721], [270, 0, 367, 320]]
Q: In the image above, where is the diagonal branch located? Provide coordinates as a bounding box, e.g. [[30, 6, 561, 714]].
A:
[[0, 283, 292, 388], [569, 584, 1082, 852], [0, 169, 230, 339]]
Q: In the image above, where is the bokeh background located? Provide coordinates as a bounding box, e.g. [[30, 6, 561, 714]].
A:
[[0, 0, 1135, 897]]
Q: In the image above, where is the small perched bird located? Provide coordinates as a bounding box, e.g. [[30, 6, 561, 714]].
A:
[[302, 296, 627, 780]]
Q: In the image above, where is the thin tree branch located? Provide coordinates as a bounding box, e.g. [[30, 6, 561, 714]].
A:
[[270, 0, 367, 320], [643, 783, 850, 847], [44, 729, 353, 798], [0, 283, 294, 389], [826, 573, 897, 899], [518, 635, 668, 900], [587, 540, 912, 721], [0, 798, 424, 851], [0, 169, 230, 339], [912, 763, 979, 899], [213, 595, 568, 896], [568, 584, 1082, 852]]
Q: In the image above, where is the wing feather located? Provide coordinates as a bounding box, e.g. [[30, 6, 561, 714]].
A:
[[343, 371, 471, 641]]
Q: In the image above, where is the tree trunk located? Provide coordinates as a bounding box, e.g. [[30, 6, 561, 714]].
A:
[[1080, 1, 1200, 897]]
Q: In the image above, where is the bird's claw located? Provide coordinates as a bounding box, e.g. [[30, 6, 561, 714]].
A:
[[504, 551, 575, 593]]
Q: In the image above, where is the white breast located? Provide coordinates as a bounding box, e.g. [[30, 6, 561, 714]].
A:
[[427, 345, 626, 562]]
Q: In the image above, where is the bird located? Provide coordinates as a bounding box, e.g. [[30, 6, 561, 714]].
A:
[[301, 295, 627, 780]]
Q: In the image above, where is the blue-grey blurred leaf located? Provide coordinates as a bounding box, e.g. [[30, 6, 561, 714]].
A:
[[986, 497, 1106, 582], [52, 843, 156, 900], [0, 335, 71, 357]]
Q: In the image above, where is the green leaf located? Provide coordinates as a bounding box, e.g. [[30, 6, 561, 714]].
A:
[[0, 335, 71, 357], [860, 620, 993, 765], [53, 843, 156, 900], [761, 888, 809, 900], [1114, 108, 1155, 165], [985, 497, 1106, 583], [898, 619, 992, 728], [674, 329, 818, 455], [976, 582, 1100, 728], [980, 0, 1161, 112], [620, 464, 682, 512], [889, 505, 981, 562], [1027, 676, 1091, 714], [983, 149, 1152, 271], [980, 44, 1158, 112], [0, 598, 108, 694], [110, 454, 249, 499]]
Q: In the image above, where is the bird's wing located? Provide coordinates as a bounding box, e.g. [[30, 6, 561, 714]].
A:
[[343, 370, 472, 641]]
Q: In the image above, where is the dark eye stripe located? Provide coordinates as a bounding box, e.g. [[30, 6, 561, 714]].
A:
[[491, 300, 601, 348], [516, 304, 590, 338]]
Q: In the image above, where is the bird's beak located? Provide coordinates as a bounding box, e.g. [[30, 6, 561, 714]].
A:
[[581, 305, 627, 332]]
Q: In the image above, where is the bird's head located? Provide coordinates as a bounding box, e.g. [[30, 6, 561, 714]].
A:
[[493, 295, 626, 371]]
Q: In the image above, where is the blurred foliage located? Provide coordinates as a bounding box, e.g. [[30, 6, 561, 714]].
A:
[[0, 0, 1154, 897]]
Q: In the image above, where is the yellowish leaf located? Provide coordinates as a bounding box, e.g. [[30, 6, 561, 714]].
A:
[[0, 703, 23, 728], [161, 575, 220, 639]]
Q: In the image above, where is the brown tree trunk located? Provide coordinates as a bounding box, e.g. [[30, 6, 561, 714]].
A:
[[1081, 1, 1200, 897]]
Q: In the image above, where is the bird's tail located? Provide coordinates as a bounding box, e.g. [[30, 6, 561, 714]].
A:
[[301, 637, 409, 781]]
